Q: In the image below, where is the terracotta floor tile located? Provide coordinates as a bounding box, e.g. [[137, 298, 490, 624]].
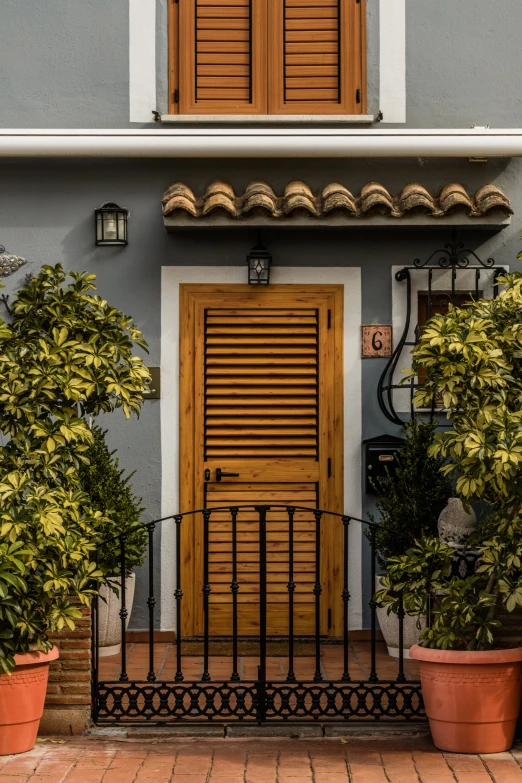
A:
[[170, 777, 208, 783], [1, 766, 39, 776], [28, 777, 73, 783], [208, 776, 245, 783], [101, 770, 142, 783], [416, 776, 456, 783], [482, 757, 522, 779], [0, 777, 31, 783]]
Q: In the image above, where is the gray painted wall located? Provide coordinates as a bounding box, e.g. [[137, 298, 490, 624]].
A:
[[406, 0, 522, 129], [0, 155, 520, 626], [1, 0, 521, 631], [1, 0, 521, 128], [0, 0, 130, 128]]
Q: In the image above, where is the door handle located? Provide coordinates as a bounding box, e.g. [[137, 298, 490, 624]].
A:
[[216, 468, 240, 482]]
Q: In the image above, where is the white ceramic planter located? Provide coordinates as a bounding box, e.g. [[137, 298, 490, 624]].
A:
[[375, 576, 425, 658], [97, 573, 136, 657]]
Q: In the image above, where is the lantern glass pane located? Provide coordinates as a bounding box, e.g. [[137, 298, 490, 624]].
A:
[[248, 256, 270, 285], [117, 213, 126, 242], [96, 213, 104, 243], [104, 212, 118, 241]]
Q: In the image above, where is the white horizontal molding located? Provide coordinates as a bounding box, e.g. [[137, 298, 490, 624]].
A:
[[2, 129, 522, 157]]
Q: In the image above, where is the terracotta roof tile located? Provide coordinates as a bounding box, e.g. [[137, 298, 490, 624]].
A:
[[322, 183, 358, 215], [475, 184, 512, 215], [162, 180, 512, 221]]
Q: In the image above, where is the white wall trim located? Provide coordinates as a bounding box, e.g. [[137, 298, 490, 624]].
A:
[[391, 266, 507, 412], [379, 0, 406, 124], [3, 129, 522, 158], [160, 266, 363, 631], [129, 0, 156, 123]]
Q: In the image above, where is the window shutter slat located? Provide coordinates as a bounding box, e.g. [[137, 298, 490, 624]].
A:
[[178, 0, 267, 114], [267, 0, 364, 115]]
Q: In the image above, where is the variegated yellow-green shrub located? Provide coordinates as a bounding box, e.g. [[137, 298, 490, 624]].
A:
[[412, 273, 522, 504], [377, 273, 522, 650], [0, 265, 150, 673]]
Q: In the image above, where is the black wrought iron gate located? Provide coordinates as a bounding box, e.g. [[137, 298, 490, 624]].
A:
[[92, 506, 425, 724]]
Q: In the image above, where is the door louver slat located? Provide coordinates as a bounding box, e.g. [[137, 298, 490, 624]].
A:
[[204, 308, 319, 459]]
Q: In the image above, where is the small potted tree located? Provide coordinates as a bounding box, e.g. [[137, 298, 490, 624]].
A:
[[378, 272, 522, 753], [79, 425, 147, 655], [0, 265, 149, 754], [369, 418, 451, 657]]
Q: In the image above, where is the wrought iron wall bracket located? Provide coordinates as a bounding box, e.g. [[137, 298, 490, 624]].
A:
[[377, 232, 506, 426]]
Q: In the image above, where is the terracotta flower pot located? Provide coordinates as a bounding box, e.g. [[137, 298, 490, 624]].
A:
[[0, 647, 59, 755], [410, 644, 522, 753]]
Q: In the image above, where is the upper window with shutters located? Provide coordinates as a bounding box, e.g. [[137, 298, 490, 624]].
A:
[[169, 0, 366, 116]]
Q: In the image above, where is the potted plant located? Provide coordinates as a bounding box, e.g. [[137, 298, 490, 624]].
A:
[[368, 418, 451, 657], [79, 425, 147, 656], [0, 265, 149, 754], [377, 271, 522, 753]]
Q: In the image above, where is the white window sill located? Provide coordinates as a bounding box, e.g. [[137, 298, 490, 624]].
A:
[[159, 114, 375, 125]]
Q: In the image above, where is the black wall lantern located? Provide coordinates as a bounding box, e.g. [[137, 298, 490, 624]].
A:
[[246, 240, 272, 285], [95, 203, 129, 246]]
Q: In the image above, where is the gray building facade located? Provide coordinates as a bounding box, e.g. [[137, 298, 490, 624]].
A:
[[0, 0, 521, 631]]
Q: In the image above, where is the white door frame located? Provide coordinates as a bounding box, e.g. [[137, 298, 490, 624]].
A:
[[160, 266, 363, 629]]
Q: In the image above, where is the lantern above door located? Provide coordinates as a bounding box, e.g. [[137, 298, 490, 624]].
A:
[[246, 241, 272, 285]]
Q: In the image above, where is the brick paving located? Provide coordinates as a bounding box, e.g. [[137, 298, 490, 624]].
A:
[[99, 642, 420, 682], [2, 737, 522, 783]]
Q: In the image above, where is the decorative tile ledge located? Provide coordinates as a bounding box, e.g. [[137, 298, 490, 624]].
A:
[[162, 180, 512, 230]]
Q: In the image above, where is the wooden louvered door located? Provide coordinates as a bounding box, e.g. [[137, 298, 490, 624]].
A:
[[180, 285, 344, 637], [177, 0, 267, 114], [267, 0, 364, 115]]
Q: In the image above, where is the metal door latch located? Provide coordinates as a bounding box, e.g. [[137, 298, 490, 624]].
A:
[[216, 468, 240, 482]]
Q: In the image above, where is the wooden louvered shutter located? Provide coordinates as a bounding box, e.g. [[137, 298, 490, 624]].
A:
[[177, 0, 267, 114], [267, 0, 365, 115]]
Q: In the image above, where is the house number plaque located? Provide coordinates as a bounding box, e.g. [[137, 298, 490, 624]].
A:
[[361, 325, 392, 358]]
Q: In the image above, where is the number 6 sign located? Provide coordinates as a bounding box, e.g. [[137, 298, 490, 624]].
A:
[[361, 325, 393, 358]]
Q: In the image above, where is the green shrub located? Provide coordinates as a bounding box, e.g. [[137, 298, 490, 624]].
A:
[[79, 425, 147, 578], [0, 264, 149, 673], [378, 272, 522, 650], [367, 418, 451, 569]]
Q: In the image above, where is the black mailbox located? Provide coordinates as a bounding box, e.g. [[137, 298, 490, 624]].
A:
[[363, 434, 405, 494]]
